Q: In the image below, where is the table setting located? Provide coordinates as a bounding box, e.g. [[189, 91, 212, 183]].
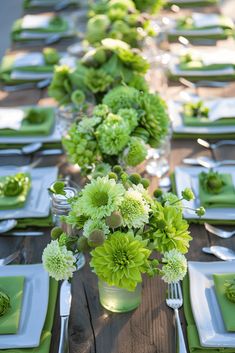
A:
[[0, 0, 235, 352]]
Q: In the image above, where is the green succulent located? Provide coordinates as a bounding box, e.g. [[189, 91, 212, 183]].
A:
[[71, 90, 85, 107], [184, 101, 209, 119], [200, 170, 225, 194], [25, 108, 46, 124], [224, 279, 235, 303], [0, 290, 10, 317], [3, 173, 30, 197], [84, 68, 113, 94]]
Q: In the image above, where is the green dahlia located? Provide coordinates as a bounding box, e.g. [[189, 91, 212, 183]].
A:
[[79, 176, 125, 219], [96, 113, 130, 155], [119, 188, 150, 228], [161, 249, 187, 283], [90, 231, 151, 291], [83, 219, 110, 238], [42, 240, 76, 281], [150, 203, 192, 254]]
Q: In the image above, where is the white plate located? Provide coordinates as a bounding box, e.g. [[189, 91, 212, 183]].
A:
[[0, 264, 49, 349], [168, 99, 235, 135], [0, 166, 58, 220], [188, 261, 235, 347], [174, 165, 235, 221]]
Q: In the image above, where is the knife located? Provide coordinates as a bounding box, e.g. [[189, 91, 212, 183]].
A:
[[1, 231, 44, 237], [183, 158, 201, 166], [58, 280, 72, 353], [36, 149, 64, 157]]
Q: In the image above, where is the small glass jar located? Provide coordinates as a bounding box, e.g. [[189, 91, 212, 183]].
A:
[[98, 280, 142, 313]]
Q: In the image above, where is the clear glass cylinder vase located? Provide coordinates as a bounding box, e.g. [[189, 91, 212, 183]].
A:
[[98, 280, 142, 313]]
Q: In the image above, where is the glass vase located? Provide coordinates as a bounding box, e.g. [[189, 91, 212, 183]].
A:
[[98, 280, 142, 313]]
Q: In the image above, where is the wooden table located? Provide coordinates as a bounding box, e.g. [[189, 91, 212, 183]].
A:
[[1, 2, 235, 353]]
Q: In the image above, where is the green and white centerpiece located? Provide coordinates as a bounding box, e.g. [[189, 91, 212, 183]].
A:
[[63, 85, 170, 175], [42, 168, 203, 312]]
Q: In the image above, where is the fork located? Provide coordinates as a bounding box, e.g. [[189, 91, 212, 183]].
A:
[[0, 250, 20, 266], [205, 223, 235, 239], [166, 282, 187, 353]]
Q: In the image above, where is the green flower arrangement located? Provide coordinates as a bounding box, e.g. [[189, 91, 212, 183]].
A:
[[48, 39, 149, 104], [200, 170, 225, 194], [42, 167, 203, 292], [62, 103, 150, 174], [86, 0, 155, 47], [0, 173, 30, 197], [183, 101, 209, 119]]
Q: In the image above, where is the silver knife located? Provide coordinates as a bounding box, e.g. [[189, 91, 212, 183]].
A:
[[1, 231, 44, 237], [58, 280, 72, 353], [36, 149, 64, 157], [183, 158, 201, 166]]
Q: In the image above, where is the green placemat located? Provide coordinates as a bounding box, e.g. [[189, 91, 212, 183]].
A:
[[0, 108, 55, 137], [170, 172, 235, 224], [213, 273, 235, 332], [0, 173, 31, 210], [199, 173, 235, 208], [183, 274, 235, 353], [0, 278, 58, 353], [183, 114, 235, 127], [0, 276, 24, 334]]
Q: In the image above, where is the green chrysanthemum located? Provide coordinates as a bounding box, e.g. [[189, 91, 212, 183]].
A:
[[118, 108, 139, 132], [150, 202, 192, 254], [42, 240, 76, 281], [90, 231, 151, 291], [83, 219, 110, 238], [96, 113, 130, 155], [123, 137, 147, 167], [119, 188, 150, 228], [93, 104, 110, 119], [79, 176, 125, 219], [102, 85, 139, 113], [161, 249, 187, 283]]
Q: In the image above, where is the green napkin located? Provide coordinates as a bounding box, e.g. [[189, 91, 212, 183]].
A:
[[11, 15, 69, 42], [15, 215, 53, 229], [0, 276, 24, 334], [0, 54, 54, 85], [0, 173, 31, 210], [165, 0, 218, 8], [183, 274, 235, 353], [0, 108, 55, 137], [179, 61, 234, 72], [183, 114, 235, 127], [199, 173, 235, 208], [0, 278, 58, 353], [213, 273, 235, 332]]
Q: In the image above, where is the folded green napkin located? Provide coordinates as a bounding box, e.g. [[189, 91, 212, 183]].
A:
[[183, 274, 235, 353], [183, 115, 235, 127], [0, 173, 31, 210], [0, 108, 55, 137], [24, 0, 79, 9], [176, 16, 233, 31], [15, 215, 53, 229], [179, 61, 234, 72], [199, 173, 235, 208], [213, 273, 235, 332], [0, 278, 58, 353], [0, 276, 24, 334]]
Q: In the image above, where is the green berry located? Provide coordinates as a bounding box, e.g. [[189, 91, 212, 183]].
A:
[[105, 211, 122, 229], [153, 189, 163, 198], [108, 172, 118, 181], [88, 230, 105, 247], [129, 173, 141, 185], [141, 178, 150, 189]]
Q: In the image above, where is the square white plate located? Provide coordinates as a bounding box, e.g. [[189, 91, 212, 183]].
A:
[[188, 261, 235, 347], [0, 166, 58, 220], [0, 264, 49, 349], [168, 100, 235, 135], [174, 165, 235, 221]]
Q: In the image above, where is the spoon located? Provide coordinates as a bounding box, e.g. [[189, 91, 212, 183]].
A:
[[197, 138, 235, 151], [179, 77, 230, 88], [183, 156, 235, 168], [0, 142, 42, 156], [0, 219, 18, 234], [202, 246, 235, 261]]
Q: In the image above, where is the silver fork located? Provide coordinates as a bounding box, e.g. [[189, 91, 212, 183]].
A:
[[0, 250, 20, 266], [166, 282, 187, 353], [205, 223, 235, 239]]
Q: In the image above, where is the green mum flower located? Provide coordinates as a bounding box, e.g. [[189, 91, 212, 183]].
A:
[[150, 202, 192, 254], [123, 137, 147, 167], [119, 188, 150, 228], [90, 231, 151, 291], [118, 108, 139, 132], [83, 219, 110, 238], [96, 113, 130, 155], [161, 249, 187, 283], [84, 68, 113, 93], [102, 85, 139, 113], [93, 104, 110, 119], [79, 176, 125, 219], [42, 240, 76, 281]]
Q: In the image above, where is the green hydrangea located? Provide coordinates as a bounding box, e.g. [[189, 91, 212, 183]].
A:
[[90, 231, 151, 291], [96, 113, 130, 155], [79, 176, 125, 219], [123, 137, 147, 167], [149, 202, 192, 254], [84, 68, 113, 93], [119, 188, 150, 228], [161, 249, 187, 283], [42, 240, 76, 280]]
